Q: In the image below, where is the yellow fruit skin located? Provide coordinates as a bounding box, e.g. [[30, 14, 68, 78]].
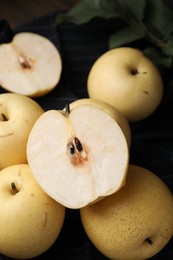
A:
[[87, 47, 164, 122], [0, 164, 65, 259], [0, 93, 44, 170], [80, 164, 173, 260]]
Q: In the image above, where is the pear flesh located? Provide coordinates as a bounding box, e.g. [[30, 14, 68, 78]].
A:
[[27, 105, 129, 209], [0, 32, 62, 97]]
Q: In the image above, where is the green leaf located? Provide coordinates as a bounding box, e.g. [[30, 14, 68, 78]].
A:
[[143, 47, 173, 68], [144, 0, 173, 37], [66, 0, 147, 25], [119, 0, 147, 21], [109, 25, 146, 49], [66, 0, 124, 24]]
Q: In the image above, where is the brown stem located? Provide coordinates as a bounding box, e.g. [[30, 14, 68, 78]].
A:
[[65, 103, 70, 115], [128, 16, 165, 48], [11, 182, 19, 195], [145, 237, 153, 245], [1, 113, 8, 121]]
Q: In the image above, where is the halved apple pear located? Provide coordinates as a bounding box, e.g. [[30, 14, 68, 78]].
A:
[[27, 105, 129, 209], [0, 32, 62, 97]]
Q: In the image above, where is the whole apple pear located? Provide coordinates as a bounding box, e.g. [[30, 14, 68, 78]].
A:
[[87, 47, 164, 122], [80, 164, 173, 260], [0, 93, 44, 170], [0, 164, 65, 259]]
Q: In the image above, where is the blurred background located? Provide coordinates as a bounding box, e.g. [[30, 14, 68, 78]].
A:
[[0, 0, 80, 28]]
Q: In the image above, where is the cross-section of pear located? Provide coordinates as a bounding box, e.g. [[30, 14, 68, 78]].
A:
[[0, 32, 62, 97], [27, 105, 129, 209]]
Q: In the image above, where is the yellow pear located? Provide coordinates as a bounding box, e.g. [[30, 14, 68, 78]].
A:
[[0, 93, 44, 170], [80, 164, 173, 260], [0, 164, 65, 259], [87, 47, 164, 122]]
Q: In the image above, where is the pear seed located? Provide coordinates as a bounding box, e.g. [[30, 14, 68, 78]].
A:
[[19, 55, 31, 69], [74, 137, 83, 152], [68, 142, 75, 155]]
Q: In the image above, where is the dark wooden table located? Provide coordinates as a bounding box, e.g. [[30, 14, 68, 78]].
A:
[[0, 0, 80, 29]]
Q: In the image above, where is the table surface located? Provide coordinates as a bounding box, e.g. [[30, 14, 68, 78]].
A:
[[0, 0, 80, 29]]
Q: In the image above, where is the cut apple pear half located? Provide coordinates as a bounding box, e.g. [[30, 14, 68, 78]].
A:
[[0, 32, 62, 97], [27, 105, 129, 209]]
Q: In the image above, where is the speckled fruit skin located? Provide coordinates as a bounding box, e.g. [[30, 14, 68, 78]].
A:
[[87, 47, 164, 122], [0, 93, 44, 170], [0, 164, 65, 259], [80, 164, 173, 260]]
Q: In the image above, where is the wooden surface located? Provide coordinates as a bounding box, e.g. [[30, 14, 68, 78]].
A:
[[0, 0, 80, 29]]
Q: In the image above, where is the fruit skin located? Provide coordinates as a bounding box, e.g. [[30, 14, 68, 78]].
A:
[[0, 164, 65, 259], [80, 164, 173, 260], [68, 98, 131, 149], [0, 32, 62, 97], [87, 47, 164, 122], [0, 93, 44, 170]]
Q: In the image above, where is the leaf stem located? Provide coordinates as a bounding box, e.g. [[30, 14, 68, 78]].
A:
[[127, 16, 165, 49]]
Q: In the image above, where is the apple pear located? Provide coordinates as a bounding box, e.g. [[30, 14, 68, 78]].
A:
[[27, 104, 129, 209], [87, 47, 164, 122], [0, 93, 44, 170], [0, 164, 65, 259], [0, 32, 62, 97], [80, 164, 173, 260], [67, 98, 131, 149]]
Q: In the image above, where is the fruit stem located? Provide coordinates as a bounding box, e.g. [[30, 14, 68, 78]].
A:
[[1, 113, 8, 121], [11, 182, 19, 195], [65, 103, 70, 115], [145, 237, 153, 245]]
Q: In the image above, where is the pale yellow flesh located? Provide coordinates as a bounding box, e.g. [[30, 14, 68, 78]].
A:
[[27, 105, 129, 209], [68, 98, 131, 149], [80, 164, 173, 260], [0, 32, 62, 97]]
